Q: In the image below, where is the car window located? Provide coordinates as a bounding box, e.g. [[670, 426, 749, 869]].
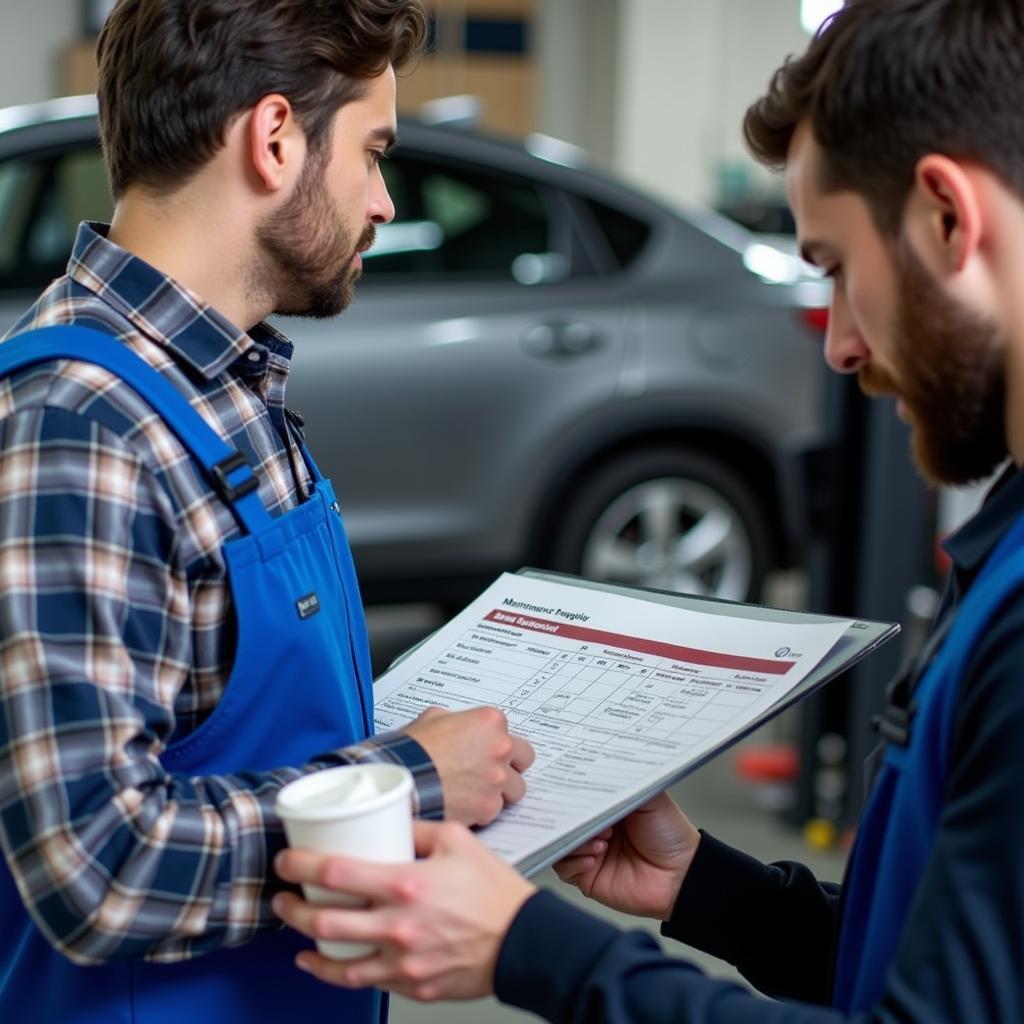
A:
[[368, 153, 565, 284], [0, 160, 38, 276], [0, 146, 112, 292], [578, 197, 651, 269]]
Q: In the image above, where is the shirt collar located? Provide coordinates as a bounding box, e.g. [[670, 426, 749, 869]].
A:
[[942, 461, 1024, 580], [66, 222, 294, 379]]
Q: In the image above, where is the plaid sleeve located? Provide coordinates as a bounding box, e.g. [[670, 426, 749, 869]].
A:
[[323, 730, 443, 820], [0, 406, 409, 965]]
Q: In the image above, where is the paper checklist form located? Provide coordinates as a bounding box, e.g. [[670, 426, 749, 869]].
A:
[[373, 571, 896, 875]]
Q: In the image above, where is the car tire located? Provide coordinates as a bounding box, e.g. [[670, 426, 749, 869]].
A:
[[549, 449, 773, 601]]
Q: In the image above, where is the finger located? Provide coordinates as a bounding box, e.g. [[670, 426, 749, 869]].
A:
[[296, 949, 391, 990], [509, 734, 536, 772], [303, 950, 460, 1002], [552, 855, 596, 884], [275, 848, 408, 903], [416, 705, 446, 723], [501, 767, 527, 805], [554, 837, 607, 863], [412, 819, 450, 855], [298, 946, 440, 996], [471, 704, 510, 733], [273, 892, 384, 945], [275, 847, 331, 885]]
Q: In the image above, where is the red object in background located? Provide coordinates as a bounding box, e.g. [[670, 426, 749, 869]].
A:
[[800, 307, 830, 334], [735, 744, 800, 782]]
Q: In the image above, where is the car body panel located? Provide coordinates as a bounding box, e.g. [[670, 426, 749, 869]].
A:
[[0, 97, 830, 603]]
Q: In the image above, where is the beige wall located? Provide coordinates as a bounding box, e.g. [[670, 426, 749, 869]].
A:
[[535, 0, 619, 167], [534, 0, 812, 208], [0, 0, 81, 108], [610, 0, 811, 209]]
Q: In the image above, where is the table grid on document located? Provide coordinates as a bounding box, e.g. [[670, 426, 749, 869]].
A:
[[374, 617, 774, 846]]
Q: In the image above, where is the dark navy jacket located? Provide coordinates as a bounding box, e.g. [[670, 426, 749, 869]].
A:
[[494, 466, 1024, 1023]]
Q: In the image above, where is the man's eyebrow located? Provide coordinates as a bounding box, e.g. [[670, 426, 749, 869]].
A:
[[369, 126, 397, 151]]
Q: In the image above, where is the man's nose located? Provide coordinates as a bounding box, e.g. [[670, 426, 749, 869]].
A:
[[369, 175, 395, 225], [823, 300, 869, 374]]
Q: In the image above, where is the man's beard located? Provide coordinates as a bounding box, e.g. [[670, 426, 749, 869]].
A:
[[255, 155, 375, 320], [858, 242, 1007, 486]]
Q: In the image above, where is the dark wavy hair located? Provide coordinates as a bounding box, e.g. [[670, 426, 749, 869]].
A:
[[743, 0, 1024, 232], [97, 0, 428, 198]]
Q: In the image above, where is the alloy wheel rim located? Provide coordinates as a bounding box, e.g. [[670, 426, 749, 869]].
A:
[[579, 478, 754, 600]]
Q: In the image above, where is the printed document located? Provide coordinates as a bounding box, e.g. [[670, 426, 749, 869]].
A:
[[373, 571, 896, 875]]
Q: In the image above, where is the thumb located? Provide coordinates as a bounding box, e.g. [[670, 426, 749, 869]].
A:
[[413, 819, 449, 856]]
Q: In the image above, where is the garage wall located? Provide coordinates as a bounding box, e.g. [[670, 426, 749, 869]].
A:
[[611, 0, 812, 209], [0, 0, 81, 109], [535, 0, 813, 208], [1, 0, 812, 209], [715, 0, 815, 193], [535, 0, 620, 167]]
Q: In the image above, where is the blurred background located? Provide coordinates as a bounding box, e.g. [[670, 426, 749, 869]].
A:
[[8, 0, 829, 211], [0, 2, 990, 1019]]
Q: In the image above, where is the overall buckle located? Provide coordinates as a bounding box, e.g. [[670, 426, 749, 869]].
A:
[[870, 606, 955, 749], [870, 666, 917, 747], [211, 451, 259, 503]]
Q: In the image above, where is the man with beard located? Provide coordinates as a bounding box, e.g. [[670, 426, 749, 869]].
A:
[[271, 2, 1024, 1021], [0, 2, 535, 1023]]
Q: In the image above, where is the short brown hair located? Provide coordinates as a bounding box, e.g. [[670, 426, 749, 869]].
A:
[[97, 0, 428, 199], [744, 0, 1024, 233]]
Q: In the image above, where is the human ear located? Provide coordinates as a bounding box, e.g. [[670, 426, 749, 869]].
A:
[[248, 94, 303, 193], [910, 155, 982, 274]]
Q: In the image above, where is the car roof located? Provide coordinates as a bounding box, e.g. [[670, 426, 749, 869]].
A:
[[0, 93, 567, 162], [0, 95, 100, 135], [0, 94, 772, 274]]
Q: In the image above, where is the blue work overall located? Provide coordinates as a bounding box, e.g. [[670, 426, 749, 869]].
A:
[[0, 326, 386, 1023], [832, 510, 1024, 1012]]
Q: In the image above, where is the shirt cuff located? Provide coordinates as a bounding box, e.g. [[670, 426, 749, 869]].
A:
[[333, 729, 444, 819], [660, 830, 771, 957]]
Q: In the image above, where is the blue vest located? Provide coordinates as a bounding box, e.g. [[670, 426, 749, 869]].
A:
[[832, 510, 1024, 1012], [0, 326, 385, 1023]]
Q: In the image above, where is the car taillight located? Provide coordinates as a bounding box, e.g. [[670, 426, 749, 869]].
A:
[[800, 307, 829, 334], [935, 533, 952, 577]]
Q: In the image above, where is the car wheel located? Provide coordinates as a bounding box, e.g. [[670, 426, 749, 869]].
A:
[[550, 449, 773, 601]]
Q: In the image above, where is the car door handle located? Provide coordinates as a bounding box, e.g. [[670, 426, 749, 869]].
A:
[[521, 321, 601, 358]]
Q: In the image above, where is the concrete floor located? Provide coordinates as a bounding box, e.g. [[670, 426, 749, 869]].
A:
[[364, 578, 849, 1023]]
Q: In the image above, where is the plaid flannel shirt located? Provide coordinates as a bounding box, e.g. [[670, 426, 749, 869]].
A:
[[0, 222, 441, 965]]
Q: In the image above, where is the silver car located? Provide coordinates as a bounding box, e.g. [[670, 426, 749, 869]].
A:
[[0, 96, 829, 606]]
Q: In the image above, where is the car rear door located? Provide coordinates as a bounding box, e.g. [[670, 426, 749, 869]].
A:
[[0, 119, 112, 336], [278, 142, 635, 587]]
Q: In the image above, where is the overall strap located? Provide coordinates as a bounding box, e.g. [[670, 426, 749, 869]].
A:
[[0, 325, 274, 535], [283, 407, 324, 484]]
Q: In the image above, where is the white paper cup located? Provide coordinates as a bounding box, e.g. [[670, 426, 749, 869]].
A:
[[276, 763, 414, 959]]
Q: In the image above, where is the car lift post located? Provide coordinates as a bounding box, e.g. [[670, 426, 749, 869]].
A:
[[792, 371, 935, 832]]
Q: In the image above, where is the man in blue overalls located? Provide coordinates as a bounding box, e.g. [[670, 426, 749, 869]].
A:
[[0, 2, 534, 1023], [273, 2, 1024, 1021]]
